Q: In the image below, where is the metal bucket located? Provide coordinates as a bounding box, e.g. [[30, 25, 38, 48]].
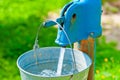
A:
[[17, 47, 92, 80]]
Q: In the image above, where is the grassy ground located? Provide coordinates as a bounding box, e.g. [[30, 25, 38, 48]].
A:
[[0, 0, 120, 80], [95, 37, 120, 80]]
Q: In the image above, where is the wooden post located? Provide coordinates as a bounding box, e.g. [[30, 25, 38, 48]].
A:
[[74, 37, 95, 80]]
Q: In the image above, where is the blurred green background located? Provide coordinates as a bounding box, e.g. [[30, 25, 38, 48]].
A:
[[0, 0, 120, 80]]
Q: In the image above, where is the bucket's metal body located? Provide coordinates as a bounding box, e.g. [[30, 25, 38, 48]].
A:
[[17, 47, 92, 80]]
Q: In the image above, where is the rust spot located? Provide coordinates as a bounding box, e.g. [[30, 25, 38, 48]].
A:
[[71, 14, 76, 24]]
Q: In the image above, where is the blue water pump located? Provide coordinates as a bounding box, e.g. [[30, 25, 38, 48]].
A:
[[44, 0, 102, 46]]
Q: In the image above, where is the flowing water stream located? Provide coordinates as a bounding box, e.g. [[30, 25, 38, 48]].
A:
[[56, 47, 65, 75]]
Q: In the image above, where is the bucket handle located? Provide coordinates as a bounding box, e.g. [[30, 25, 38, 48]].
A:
[[33, 20, 77, 72]]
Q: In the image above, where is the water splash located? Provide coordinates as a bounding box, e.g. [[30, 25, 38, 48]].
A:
[[39, 69, 56, 77]]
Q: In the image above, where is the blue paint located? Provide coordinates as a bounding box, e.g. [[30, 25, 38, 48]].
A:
[[44, 0, 102, 46]]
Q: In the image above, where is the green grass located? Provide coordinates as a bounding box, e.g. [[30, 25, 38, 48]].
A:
[[0, 0, 70, 80], [0, 0, 120, 80], [95, 37, 120, 80]]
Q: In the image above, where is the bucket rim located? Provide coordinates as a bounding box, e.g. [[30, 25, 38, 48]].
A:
[[17, 47, 92, 78]]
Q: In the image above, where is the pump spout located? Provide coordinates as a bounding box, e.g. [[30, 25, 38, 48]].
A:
[[43, 17, 64, 28], [43, 20, 57, 28]]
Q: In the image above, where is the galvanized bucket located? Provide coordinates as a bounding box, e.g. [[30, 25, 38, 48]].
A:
[[17, 47, 92, 80]]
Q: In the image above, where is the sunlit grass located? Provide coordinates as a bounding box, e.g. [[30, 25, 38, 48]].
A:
[[0, 0, 120, 80], [95, 37, 120, 80]]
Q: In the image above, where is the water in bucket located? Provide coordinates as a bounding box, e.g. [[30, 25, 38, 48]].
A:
[[17, 47, 91, 80], [17, 23, 92, 80], [24, 57, 75, 77]]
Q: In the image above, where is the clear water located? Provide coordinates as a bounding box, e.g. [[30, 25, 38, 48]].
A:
[[25, 61, 76, 77], [56, 47, 65, 75]]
